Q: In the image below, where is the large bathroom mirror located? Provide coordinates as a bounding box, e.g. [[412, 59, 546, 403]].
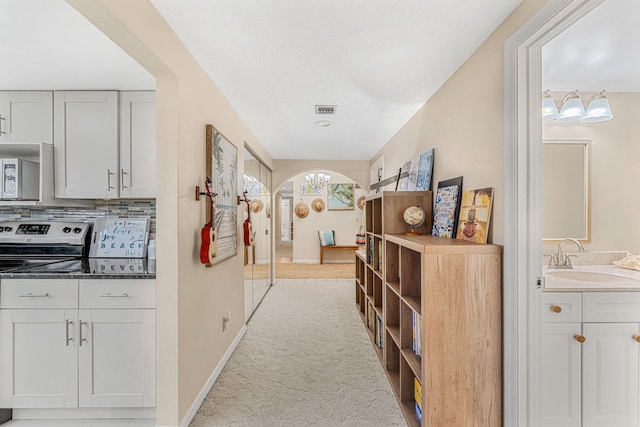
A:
[[541, 139, 590, 242]]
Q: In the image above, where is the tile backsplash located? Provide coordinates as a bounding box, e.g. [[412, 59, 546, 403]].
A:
[[0, 200, 156, 237]]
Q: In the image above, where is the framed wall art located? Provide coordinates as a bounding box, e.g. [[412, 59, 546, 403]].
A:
[[431, 176, 463, 238], [206, 124, 238, 265], [327, 183, 354, 210]]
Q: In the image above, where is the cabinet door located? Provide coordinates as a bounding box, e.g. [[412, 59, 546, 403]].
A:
[[54, 91, 119, 199], [78, 309, 155, 408], [542, 322, 582, 427], [583, 323, 639, 427], [0, 91, 53, 143], [119, 91, 156, 198], [0, 309, 78, 408]]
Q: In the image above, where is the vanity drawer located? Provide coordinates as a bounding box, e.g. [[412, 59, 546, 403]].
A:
[[542, 292, 582, 322], [0, 279, 78, 309], [79, 279, 155, 309], [583, 292, 640, 322]]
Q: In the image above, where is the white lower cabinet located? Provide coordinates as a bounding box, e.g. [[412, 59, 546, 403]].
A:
[[0, 279, 155, 410], [542, 292, 640, 427]]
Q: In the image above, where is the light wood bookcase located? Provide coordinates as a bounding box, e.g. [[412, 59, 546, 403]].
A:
[[354, 190, 502, 426], [354, 191, 433, 370], [384, 234, 502, 426]]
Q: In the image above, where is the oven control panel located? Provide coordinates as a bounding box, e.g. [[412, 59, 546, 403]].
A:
[[0, 221, 91, 245]]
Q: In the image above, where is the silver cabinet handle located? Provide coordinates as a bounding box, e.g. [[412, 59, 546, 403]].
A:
[[107, 169, 115, 191], [66, 319, 73, 346], [0, 115, 5, 135], [121, 169, 127, 189], [19, 292, 50, 298], [79, 320, 87, 346], [100, 292, 129, 298]]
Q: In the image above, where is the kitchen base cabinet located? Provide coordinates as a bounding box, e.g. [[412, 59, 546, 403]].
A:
[[0, 278, 156, 415], [78, 309, 155, 408], [0, 309, 78, 409]]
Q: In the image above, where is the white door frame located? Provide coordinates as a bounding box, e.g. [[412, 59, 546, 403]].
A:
[[503, 0, 603, 425]]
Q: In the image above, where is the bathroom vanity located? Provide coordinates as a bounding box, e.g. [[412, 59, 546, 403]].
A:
[[542, 265, 640, 427]]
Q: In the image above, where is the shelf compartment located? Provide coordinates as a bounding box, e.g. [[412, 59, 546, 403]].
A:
[[384, 332, 401, 396], [401, 349, 422, 383], [385, 240, 400, 284], [373, 272, 383, 309], [372, 197, 382, 235], [385, 286, 400, 329], [400, 246, 421, 313], [365, 267, 374, 297], [400, 356, 421, 427]]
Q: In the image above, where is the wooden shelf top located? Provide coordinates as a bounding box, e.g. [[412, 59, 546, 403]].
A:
[[385, 233, 503, 255], [365, 190, 432, 201]]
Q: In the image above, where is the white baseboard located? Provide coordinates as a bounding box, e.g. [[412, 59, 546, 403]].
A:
[[176, 324, 247, 427]]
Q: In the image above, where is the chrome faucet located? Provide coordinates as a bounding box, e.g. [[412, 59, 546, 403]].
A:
[[555, 238, 584, 269]]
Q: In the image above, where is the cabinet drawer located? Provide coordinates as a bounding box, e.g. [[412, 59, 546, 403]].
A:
[[79, 279, 155, 309], [0, 279, 78, 309], [542, 292, 582, 322], [583, 292, 640, 322]]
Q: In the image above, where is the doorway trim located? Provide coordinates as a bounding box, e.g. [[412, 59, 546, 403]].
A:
[[503, 0, 603, 425]]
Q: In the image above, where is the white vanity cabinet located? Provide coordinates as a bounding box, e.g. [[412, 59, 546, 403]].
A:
[[0, 278, 156, 411], [0, 91, 53, 144], [542, 291, 640, 427]]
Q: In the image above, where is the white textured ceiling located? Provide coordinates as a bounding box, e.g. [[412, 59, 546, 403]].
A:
[[542, 0, 640, 92], [3, 1, 636, 161], [148, 0, 523, 160]]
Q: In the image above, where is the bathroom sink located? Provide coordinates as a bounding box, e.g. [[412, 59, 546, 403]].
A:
[[544, 266, 640, 288]]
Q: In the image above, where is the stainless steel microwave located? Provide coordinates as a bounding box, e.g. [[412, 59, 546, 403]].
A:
[[1, 158, 39, 200]]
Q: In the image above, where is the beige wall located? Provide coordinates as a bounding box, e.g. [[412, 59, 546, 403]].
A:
[[291, 172, 366, 263], [543, 92, 640, 254], [370, 0, 548, 246], [68, 1, 273, 425]]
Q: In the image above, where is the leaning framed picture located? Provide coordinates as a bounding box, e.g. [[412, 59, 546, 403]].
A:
[[206, 124, 238, 265], [431, 176, 463, 238], [327, 183, 354, 210]]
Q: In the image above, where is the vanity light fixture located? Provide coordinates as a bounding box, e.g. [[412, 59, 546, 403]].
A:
[[542, 90, 613, 123], [582, 90, 613, 122], [305, 172, 331, 190], [556, 90, 585, 122]]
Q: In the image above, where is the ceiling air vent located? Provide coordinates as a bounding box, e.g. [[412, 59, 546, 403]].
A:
[[315, 105, 337, 115]]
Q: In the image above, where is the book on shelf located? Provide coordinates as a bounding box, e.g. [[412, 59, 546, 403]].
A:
[[367, 235, 374, 264], [455, 187, 494, 244], [376, 314, 383, 348], [412, 311, 422, 356], [377, 240, 383, 271], [415, 377, 423, 424], [368, 302, 375, 330]]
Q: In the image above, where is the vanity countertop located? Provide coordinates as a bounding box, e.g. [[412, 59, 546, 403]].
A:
[[543, 264, 640, 291]]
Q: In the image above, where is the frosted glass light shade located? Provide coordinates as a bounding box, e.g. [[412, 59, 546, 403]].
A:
[[556, 94, 585, 122], [542, 93, 558, 120], [582, 95, 613, 122]]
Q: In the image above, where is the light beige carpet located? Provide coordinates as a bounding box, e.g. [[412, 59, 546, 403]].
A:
[[189, 279, 407, 427], [246, 263, 356, 279]]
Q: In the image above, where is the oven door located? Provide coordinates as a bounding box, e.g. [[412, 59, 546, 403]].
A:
[[0, 257, 76, 272]]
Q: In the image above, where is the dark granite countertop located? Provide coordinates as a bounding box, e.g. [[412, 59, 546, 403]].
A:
[[0, 258, 156, 280]]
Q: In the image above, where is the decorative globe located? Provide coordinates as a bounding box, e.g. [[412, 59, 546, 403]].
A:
[[403, 206, 425, 235]]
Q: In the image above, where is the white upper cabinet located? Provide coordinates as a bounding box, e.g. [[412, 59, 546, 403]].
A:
[[119, 91, 156, 198], [54, 91, 119, 199], [0, 91, 53, 143], [54, 90, 156, 200]]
